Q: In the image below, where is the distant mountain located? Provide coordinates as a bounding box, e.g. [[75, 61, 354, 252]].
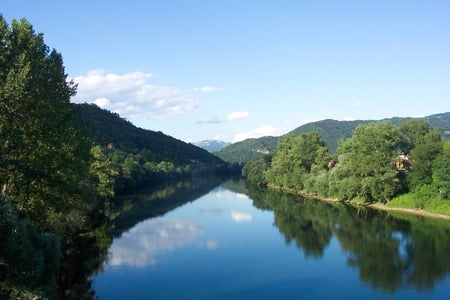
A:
[[194, 140, 231, 152], [215, 112, 450, 164], [214, 136, 279, 165], [74, 103, 227, 169]]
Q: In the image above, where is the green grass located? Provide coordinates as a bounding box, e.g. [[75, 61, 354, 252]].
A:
[[389, 193, 450, 216], [388, 193, 417, 209]]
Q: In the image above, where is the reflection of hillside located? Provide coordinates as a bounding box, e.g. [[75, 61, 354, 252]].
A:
[[246, 184, 450, 293], [111, 176, 225, 236]]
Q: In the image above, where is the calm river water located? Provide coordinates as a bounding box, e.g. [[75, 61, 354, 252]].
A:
[[91, 179, 450, 299]]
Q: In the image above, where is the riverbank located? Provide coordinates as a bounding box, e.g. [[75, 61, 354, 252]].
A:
[[267, 184, 450, 222]]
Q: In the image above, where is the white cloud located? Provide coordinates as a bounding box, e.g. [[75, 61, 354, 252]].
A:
[[193, 86, 223, 93], [93, 97, 111, 108], [233, 125, 279, 143], [71, 69, 199, 118], [197, 111, 249, 124], [227, 111, 249, 121], [354, 101, 364, 107]]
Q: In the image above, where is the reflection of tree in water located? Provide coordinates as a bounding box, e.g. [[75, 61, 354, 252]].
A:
[[246, 184, 450, 293], [0, 177, 225, 299], [334, 210, 412, 293], [274, 198, 333, 258]]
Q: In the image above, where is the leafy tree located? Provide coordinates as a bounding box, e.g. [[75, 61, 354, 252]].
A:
[[90, 145, 117, 199], [432, 140, 450, 200], [0, 17, 94, 234], [266, 133, 330, 190], [242, 155, 272, 186], [332, 122, 402, 202], [399, 119, 442, 189]]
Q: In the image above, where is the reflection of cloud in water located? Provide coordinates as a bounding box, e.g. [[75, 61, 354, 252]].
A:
[[212, 190, 248, 201], [230, 211, 252, 223], [199, 207, 224, 216], [108, 217, 202, 267], [235, 193, 249, 200], [205, 240, 219, 250]]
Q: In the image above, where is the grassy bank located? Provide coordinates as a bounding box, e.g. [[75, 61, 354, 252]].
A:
[[267, 184, 450, 221]]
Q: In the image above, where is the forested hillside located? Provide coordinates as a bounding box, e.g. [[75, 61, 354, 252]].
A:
[[75, 103, 225, 166], [214, 136, 279, 164], [74, 103, 234, 192], [216, 112, 450, 164]]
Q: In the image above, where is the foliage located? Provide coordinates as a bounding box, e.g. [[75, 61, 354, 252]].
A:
[[242, 155, 272, 186], [431, 140, 450, 200], [0, 196, 60, 299], [243, 119, 450, 210], [0, 17, 117, 298], [0, 16, 100, 235], [399, 119, 442, 188], [265, 133, 330, 190]]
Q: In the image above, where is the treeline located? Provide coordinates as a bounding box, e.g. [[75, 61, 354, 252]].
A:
[[243, 120, 450, 212]]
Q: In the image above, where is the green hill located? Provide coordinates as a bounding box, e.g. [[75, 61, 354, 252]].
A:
[[214, 136, 279, 165], [215, 112, 450, 164], [74, 103, 227, 169]]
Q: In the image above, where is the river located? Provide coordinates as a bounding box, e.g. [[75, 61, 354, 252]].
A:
[[90, 178, 450, 299]]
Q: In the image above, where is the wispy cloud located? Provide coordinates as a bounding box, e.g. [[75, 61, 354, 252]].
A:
[[193, 86, 223, 93], [227, 111, 249, 121], [71, 69, 198, 119], [233, 125, 279, 143], [196, 116, 223, 124], [197, 111, 250, 124]]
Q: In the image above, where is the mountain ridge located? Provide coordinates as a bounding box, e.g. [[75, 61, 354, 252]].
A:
[[215, 112, 450, 164]]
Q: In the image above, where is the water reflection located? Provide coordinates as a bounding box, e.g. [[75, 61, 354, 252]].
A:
[[246, 183, 450, 293], [230, 211, 253, 223], [109, 217, 202, 267]]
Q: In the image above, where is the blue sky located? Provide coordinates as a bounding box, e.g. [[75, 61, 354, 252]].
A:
[[3, 1, 450, 143]]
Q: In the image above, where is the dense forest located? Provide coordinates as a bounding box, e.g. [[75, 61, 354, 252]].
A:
[[74, 103, 237, 193], [216, 113, 450, 164], [243, 120, 450, 214], [0, 17, 233, 298]]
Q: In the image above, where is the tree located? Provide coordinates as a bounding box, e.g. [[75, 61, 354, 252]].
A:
[[0, 17, 94, 234], [432, 140, 450, 200], [399, 119, 442, 189], [332, 122, 402, 202], [265, 133, 330, 190], [242, 154, 272, 186]]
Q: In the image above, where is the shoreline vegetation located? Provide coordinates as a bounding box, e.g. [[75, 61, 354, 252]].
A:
[[243, 122, 450, 221], [269, 185, 450, 222]]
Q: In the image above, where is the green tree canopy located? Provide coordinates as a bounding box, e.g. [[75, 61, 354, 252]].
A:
[[0, 16, 94, 234], [399, 119, 442, 188], [332, 122, 402, 202], [265, 133, 330, 190]]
